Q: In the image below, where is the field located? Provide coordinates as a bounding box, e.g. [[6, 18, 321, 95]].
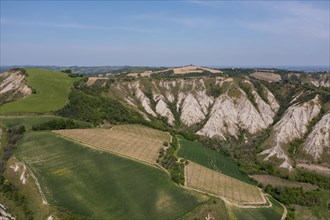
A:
[[229, 196, 284, 220], [296, 163, 330, 177], [250, 71, 282, 82], [0, 115, 62, 130], [250, 175, 318, 191], [0, 68, 81, 114], [185, 161, 266, 205], [127, 65, 222, 77], [177, 135, 254, 184], [15, 131, 204, 219], [53, 124, 170, 165]]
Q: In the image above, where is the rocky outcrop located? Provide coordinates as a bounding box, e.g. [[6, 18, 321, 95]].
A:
[[310, 74, 330, 88], [0, 69, 32, 104], [197, 94, 238, 139], [128, 81, 157, 117], [179, 93, 207, 127], [153, 94, 175, 125], [303, 113, 330, 160], [260, 96, 321, 170], [197, 87, 274, 139], [265, 87, 280, 113], [273, 96, 320, 144], [112, 78, 279, 133], [253, 91, 275, 126]]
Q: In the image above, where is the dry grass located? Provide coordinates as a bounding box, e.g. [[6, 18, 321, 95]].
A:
[[172, 65, 222, 74], [185, 161, 266, 205], [296, 163, 330, 177], [86, 77, 108, 86], [127, 71, 154, 77], [53, 124, 170, 165], [250, 175, 318, 191], [251, 72, 282, 82]]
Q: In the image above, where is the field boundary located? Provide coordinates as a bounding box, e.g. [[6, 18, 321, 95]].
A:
[[182, 183, 271, 209], [14, 158, 49, 206]]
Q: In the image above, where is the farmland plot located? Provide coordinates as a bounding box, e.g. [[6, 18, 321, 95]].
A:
[[53, 124, 170, 165], [15, 132, 203, 219], [185, 161, 266, 206]]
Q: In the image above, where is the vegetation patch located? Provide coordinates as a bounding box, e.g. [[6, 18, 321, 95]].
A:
[[32, 118, 92, 130], [157, 136, 186, 185]]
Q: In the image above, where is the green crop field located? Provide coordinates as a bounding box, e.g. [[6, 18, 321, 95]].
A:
[[230, 196, 284, 220], [177, 135, 254, 184], [15, 131, 204, 219], [0, 68, 81, 114]]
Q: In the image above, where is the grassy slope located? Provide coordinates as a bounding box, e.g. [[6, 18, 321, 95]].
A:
[[230, 196, 283, 220], [0, 68, 80, 114], [16, 132, 204, 219], [177, 135, 254, 184]]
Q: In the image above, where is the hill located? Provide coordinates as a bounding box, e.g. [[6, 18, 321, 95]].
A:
[[0, 68, 81, 114], [1, 67, 329, 219]]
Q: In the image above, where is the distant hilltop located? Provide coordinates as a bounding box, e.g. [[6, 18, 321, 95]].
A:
[[0, 64, 329, 75]]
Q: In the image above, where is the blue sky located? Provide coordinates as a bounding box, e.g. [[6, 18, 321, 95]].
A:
[[1, 1, 329, 66]]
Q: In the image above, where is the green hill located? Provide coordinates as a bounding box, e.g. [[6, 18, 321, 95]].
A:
[[0, 68, 81, 114]]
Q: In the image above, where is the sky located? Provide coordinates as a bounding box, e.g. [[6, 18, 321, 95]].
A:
[[0, 0, 329, 67]]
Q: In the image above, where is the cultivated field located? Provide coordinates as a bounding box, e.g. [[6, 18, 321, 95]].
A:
[[251, 71, 282, 82], [185, 161, 266, 205], [173, 65, 222, 74], [0, 68, 81, 113], [16, 131, 203, 219], [127, 65, 222, 77], [53, 124, 170, 165], [177, 135, 253, 184]]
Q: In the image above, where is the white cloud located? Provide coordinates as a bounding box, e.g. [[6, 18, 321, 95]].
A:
[[0, 18, 161, 33], [241, 1, 329, 40]]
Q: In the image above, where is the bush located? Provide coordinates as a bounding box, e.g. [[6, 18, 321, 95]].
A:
[[32, 118, 91, 130], [264, 184, 321, 206]]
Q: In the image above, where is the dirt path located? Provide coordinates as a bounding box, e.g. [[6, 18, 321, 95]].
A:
[[279, 200, 287, 220]]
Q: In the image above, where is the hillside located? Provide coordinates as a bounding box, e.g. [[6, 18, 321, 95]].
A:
[[0, 68, 81, 114], [75, 72, 330, 173], [0, 67, 329, 220]]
